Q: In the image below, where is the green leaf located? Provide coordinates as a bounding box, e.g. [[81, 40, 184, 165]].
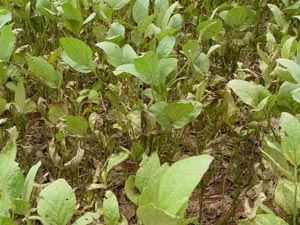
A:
[[226, 6, 250, 27], [105, 0, 130, 10], [280, 112, 300, 165], [134, 51, 159, 82], [268, 4, 289, 33], [27, 56, 62, 88], [107, 22, 125, 41], [149, 101, 171, 130], [0, 96, 6, 116], [167, 14, 182, 31], [274, 179, 300, 215], [157, 155, 213, 215], [0, 162, 24, 199], [137, 204, 197, 225], [281, 36, 297, 58], [0, 24, 15, 62], [103, 191, 120, 225], [15, 79, 26, 112], [22, 161, 41, 202], [156, 35, 176, 58], [238, 214, 289, 225], [133, 0, 149, 24], [125, 176, 140, 205], [227, 80, 270, 108], [60, 3, 83, 22], [0, 217, 18, 225], [102, 151, 129, 180], [37, 179, 76, 225], [161, 2, 178, 30], [36, 0, 56, 18], [277, 58, 300, 84], [11, 199, 31, 215], [96, 42, 137, 67], [136, 152, 161, 192], [60, 37, 93, 73], [197, 19, 223, 40], [0, 9, 12, 29], [73, 211, 101, 225], [48, 102, 69, 124], [164, 102, 193, 126], [64, 116, 88, 136]]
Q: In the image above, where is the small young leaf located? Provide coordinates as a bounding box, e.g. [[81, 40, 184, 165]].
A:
[[37, 179, 76, 225], [103, 191, 120, 225]]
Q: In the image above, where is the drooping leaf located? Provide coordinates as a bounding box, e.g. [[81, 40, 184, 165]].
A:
[[60, 37, 93, 73], [102, 151, 129, 180], [37, 179, 76, 225], [103, 191, 120, 225], [27, 56, 62, 88]]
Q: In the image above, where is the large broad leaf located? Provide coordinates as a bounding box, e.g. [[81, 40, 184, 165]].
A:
[[135, 152, 161, 192], [226, 6, 250, 27], [277, 58, 300, 84], [238, 214, 289, 225], [64, 116, 88, 136], [197, 19, 223, 40], [274, 178, 300, 215], [103, 191, 120, 225], [137, 204, 197, 225], [150, 101, 202, 130], [227, 80, 270, 108], [22, 161, 41, 202], [279, 112, 300, 165], [114, 64, 150, 83], [37, 179, 76, 225], [96, 42, 137, 67], [27, 56, 62, 88], [156, 155, 213, 215], [60, 37, 93, 73], [133, 0, 149, 24], [0, 24, 15, 62], [156, 35, 175, 58], [134, 51, 159, 82]]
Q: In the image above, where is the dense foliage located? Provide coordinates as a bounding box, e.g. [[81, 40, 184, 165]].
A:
[[1, 0, 300, 224]]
